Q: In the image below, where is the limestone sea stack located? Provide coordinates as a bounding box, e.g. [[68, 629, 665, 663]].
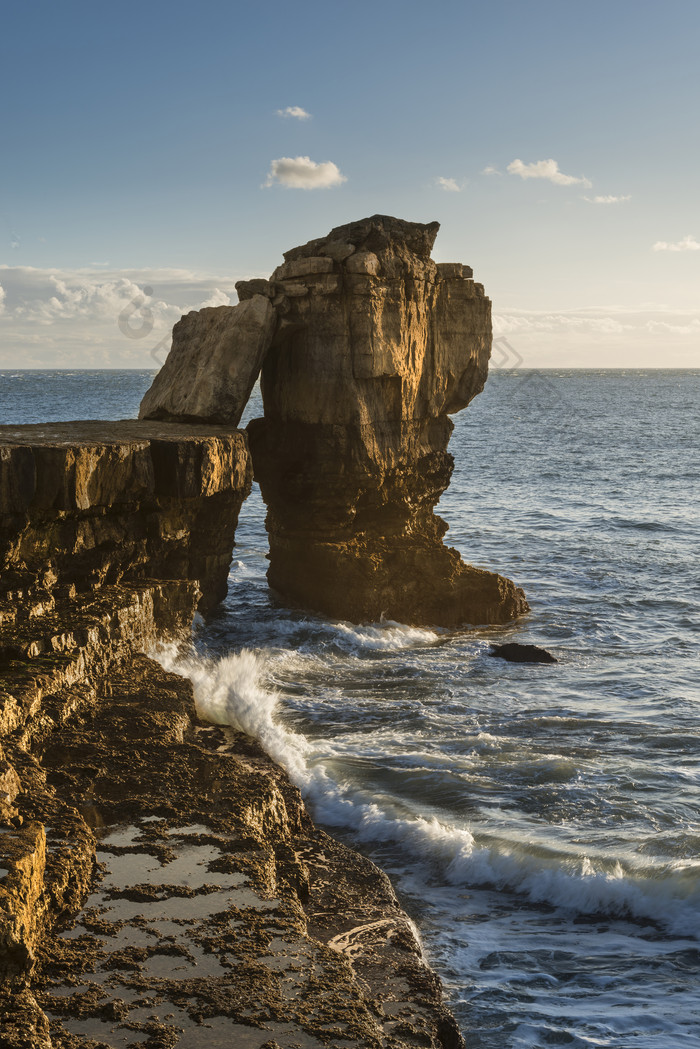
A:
[[246, 216, 528, 626], [140, 215, 529, 627]]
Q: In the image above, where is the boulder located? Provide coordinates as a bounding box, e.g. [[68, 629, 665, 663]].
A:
[[489, 643, 557, 664], [138, 296, 277, 425]]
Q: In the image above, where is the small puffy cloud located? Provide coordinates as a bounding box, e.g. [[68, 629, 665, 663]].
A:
[[0, 284, 5, 314], [482, 165, 501, 176], [276, 105, 311, 120], [436, 176, 461, 192], [583, 194, 631, 204], [653, 234, 700, 252], [507, 158, 592, 188], [264, 155, 347, 190]]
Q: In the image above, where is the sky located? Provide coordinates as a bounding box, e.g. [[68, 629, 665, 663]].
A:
[[1, 0, 698, 369]]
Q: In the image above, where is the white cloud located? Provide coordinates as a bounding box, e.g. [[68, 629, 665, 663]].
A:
[[197, 288, 232, 309], [0, 265, 252, 367], [264, 155, 347, 190], [436, 176, 461, 192], [583, 194, 631, 204], [491, 306, 700, 368], [276, 106, 311, 120], [507, 158, 592, 188], [493, 309, 633, 337], [493, 305, 700, 338], [482, 165, 501, 176], [653, 234, 700, 252]]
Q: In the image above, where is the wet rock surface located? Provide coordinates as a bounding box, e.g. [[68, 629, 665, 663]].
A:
[[489, 643, 557, 664], [1, 656, 464, 1049], [1, 419, 464, 1047]]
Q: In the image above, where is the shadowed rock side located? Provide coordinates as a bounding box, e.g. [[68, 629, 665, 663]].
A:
[[243, 215, 528, 626], [0, 420, 252, 619]]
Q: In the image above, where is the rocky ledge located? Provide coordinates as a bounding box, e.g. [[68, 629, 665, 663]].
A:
[[0, 421, 464, 1049]]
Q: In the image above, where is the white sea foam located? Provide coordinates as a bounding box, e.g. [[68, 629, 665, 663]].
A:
[[321, 618, 440, 653], [154, 642, 700, 941]]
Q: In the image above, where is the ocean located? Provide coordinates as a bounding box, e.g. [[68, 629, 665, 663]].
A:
[[2, 368, 699, 1048]]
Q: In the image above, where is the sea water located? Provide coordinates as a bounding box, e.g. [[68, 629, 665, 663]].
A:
[[2, 368, 699, 1048]]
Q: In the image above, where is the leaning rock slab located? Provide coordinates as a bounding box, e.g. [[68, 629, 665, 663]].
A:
[[139, 295, 277, 425]]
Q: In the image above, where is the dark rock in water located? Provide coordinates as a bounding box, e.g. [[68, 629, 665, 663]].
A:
[[490, 642, 557, 664]]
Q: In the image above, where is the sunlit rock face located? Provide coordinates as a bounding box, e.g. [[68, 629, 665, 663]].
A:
[[245, 215, 528, 627], [139, 296, 277, 425]]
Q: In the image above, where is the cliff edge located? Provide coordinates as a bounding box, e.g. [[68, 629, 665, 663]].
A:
[[0, 421, 464, 1048]]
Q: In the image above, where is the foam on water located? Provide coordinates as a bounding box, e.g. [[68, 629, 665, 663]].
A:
[[10, 368, 699, 1047], [155, 642, 700, 942]]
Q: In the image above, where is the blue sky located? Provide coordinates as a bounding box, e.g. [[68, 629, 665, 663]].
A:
[[1, 0, 698, 367]]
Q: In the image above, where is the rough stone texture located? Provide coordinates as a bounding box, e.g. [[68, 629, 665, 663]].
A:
[[245, 214, 528, 626], [0, 656, 464, 1049], [0, 418, 465, 1047], [139, 295, 277, 424], [0, 420, 252, 616]]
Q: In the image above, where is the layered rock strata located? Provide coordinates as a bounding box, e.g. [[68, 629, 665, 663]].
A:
[[1, 655, 463, 1048], [0, 420, 252, 619], [243, 215, 528, 625], [0, 422, 464, 1047]]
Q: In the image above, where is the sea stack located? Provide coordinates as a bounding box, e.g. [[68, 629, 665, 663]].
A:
[[245, 215, 527, 626], [141, 214, 529, 627]]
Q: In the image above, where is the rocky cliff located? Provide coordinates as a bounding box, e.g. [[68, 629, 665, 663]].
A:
[[244, 215, 528, 625], [0, 421, 464, 1048], [0, 420, 252, 619]]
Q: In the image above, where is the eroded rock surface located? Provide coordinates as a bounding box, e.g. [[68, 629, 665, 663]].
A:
[[244, 215, 528, 626], [0, 655, 464, 1049], [139, 296, 277, 425], [0, 420, 252, 617], [0, 419, 465, 1047]]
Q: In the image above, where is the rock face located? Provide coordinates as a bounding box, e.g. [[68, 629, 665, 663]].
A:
[[0, 420, 252, 618], [0, 420, 464, 1048], [245, 215, 528, 626], [139, 295, 277, 424]]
